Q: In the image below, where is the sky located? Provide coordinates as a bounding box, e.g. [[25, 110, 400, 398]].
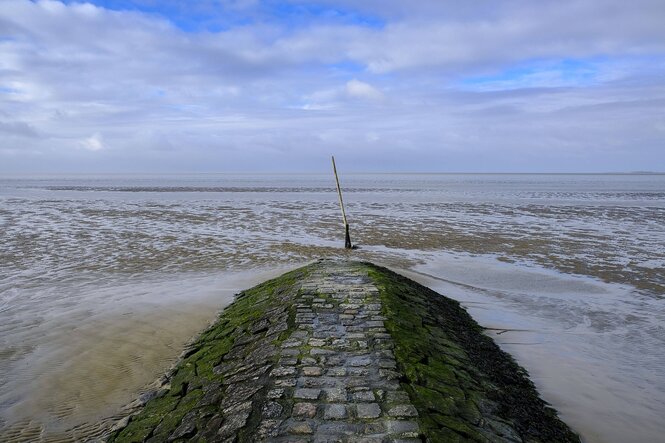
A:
[[0, 0, 664, 173]]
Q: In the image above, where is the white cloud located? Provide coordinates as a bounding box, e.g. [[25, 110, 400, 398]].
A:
[[345, 79, 383, 100], [80, 133, 104, 151], [302, 79, 384, 108]]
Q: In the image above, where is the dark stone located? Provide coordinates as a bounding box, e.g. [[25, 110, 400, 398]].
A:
[[222, 364, 271, 385], [222, 345, 246, 361], [245, 344, 277, 367], [265, 306, 287, 318], [257, 419, 282, 439], [225, 382, 263, 399], [267, 321, 288, 336], [233, 333, 256, 347], [168, 411, 197, 441], [197, 382, 224, 407], [213, 360, 245, 377], [262, 401, 284, 418], [250, 318, 270, 334], [222, 400, 252, 416], [218, 410, 251, 437], [199, 414, 224, 441]]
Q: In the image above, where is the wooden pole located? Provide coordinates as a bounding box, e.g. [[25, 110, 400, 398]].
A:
[[332, 156, 352, 249]]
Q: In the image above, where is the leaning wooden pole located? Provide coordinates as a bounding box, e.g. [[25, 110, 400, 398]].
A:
[[331, 156, 352, 249]]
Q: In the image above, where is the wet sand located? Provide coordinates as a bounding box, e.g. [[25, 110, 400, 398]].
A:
[[0, 268, 297, 442]]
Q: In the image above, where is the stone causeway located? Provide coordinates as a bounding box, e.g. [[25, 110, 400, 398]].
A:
[[107, 259, 580, 443], [254, 261, 421, 442]]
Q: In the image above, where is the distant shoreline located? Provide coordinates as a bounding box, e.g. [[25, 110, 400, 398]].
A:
[[1, 171, 664, 176]]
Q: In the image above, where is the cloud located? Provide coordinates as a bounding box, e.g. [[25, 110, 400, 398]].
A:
[[0, 0, 663, 172], [302, 79, 383, 108], [0, 120, 39, 138], [80, 133, 104, 151], [345, 79, 383, 100]]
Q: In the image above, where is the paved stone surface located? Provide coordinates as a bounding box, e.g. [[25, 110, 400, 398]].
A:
[[261, 261, 421, 442]]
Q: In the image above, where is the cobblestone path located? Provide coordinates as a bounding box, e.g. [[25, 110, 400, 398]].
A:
[[258, 261, 421, 442]]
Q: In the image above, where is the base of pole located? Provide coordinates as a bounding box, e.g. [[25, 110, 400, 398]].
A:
[[344, 224, 352, 249]]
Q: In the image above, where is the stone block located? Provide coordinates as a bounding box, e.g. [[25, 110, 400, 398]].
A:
[[352, 391, 375, 402], [303, 366, 323, 376], [387, 405, 419, 417], [356, 403, 381, 419], [294, 388, 321, 400], [324, 404, 348, 420], [292, 402, 318, 418]]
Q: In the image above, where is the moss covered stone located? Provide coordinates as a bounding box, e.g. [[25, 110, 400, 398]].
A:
[[365, 262, 579, 443], [107, 267, 306, 442]]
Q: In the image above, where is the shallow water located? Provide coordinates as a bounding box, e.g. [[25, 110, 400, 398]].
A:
[[0, 173, 664, 442]]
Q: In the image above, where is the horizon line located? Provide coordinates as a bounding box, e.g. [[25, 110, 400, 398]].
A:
[[1, 171, 664, 176]]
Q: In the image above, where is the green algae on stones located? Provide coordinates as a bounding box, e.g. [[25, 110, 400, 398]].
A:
[[365, 262, 580, 443], [107, 267, 307, 442]]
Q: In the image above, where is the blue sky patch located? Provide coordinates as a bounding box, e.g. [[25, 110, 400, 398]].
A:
[[458, 58, 607, 91], [0, 86, 19, 94], [63, 0, 384, 32]]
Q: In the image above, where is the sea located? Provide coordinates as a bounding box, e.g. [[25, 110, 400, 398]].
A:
[[0, 173, 664, 442]]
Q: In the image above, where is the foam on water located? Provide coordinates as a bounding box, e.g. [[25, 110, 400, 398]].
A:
[[0, 173, 664, 442]]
